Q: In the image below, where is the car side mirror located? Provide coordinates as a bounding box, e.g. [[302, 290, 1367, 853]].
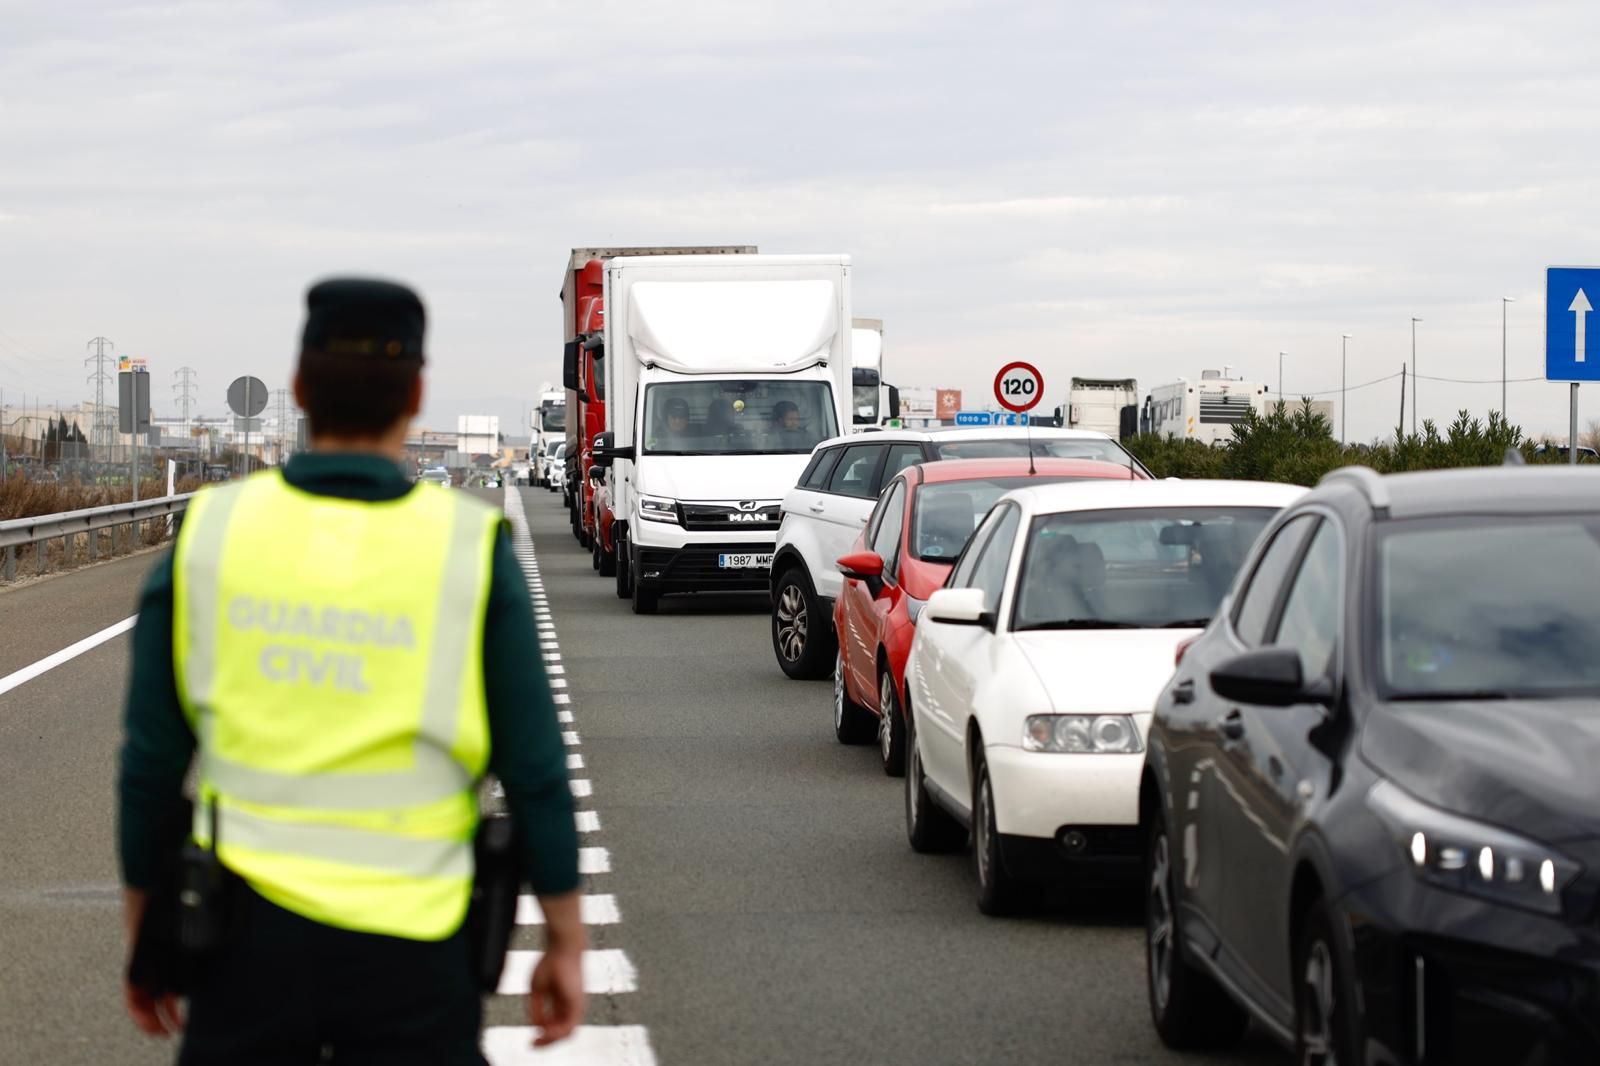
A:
[[925, 587, 993, 629], [1210, 647, 1325, 706], [837, 550, 886, 594]]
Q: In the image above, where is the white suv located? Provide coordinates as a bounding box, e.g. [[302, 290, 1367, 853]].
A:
[[768, 426, 1150, 679]]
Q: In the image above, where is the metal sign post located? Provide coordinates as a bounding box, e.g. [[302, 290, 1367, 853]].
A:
[[227, 375, 269, 477], [119, 367, 151, 500]]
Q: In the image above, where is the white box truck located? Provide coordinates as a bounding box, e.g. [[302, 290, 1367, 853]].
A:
[[592, 254, 853, 614], [1052, 377, 1139, 439]]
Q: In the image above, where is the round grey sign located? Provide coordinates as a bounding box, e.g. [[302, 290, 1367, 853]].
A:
[[227, 375, 269, 417]]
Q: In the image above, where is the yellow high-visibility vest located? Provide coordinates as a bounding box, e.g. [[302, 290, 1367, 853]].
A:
[[172, 469, 501, 940]]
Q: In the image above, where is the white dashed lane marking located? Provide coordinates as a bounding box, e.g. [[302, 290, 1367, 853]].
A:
[[495, 486, 651, 1065], [498, 949, 638, 995]]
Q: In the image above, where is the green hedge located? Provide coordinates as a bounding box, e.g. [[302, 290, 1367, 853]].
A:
[[1124, 401, 1554, 486]]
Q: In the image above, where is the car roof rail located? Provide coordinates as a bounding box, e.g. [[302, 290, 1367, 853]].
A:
[[1317, 465, 1390, 511]]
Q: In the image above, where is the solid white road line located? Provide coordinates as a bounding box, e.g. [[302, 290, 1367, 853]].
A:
[[0, 615, 138, 698], [497, 949, 637, 996], [578, 846, 609, 873], [482, 1025, 656, 1066], [515, 892, 619, 926]]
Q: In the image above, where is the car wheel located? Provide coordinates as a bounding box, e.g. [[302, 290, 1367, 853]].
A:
[[877, 666, 906, 777], [905, 708, 963, 853], [630, 552, 658, 615], [770, 568, 834, 680], [972, 754, 1025, 916], [832, 649, 874, 744], [1146, 804, 1249, 1049], [1295, 898, 1360, 1066], [614, 529, 632, 599]]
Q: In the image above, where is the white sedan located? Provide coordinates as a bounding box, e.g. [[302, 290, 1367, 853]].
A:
[[903, 478, 1305, 914]]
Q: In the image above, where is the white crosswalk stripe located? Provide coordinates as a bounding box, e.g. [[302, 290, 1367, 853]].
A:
[[492, 487, 652, 1065]]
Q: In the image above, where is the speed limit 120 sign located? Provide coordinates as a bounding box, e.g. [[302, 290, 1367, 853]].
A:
[[994, 361, 1045, 413]]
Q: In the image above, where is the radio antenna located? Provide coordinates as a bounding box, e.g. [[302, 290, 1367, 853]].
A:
[[1026, 414, 1036, 475]]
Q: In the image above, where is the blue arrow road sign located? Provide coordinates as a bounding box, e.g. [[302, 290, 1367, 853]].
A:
[[1547, 267, 1600, 382], [996, 413, 1031, 426], [954, 411, 993, 426]]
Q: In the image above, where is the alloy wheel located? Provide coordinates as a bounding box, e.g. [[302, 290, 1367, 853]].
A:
[[975, 769, 993, 887], [1148, 832, 1175, 1014], [833, 652, 846, 732], [878, 672, 895, 763], [776, 584, 808, 663], [1299, 940, 1339, 1066]]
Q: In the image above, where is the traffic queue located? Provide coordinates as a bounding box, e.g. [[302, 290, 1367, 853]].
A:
[[549, 249, 1600, 1064]]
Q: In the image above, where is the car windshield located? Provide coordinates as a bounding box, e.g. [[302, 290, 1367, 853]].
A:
[[1011, 507, 1277, 631], [1378, 516, 1600, 698], [641, 380, 838, 456], [935, 437, 1143, 472], [914, 477, 1083, 561]]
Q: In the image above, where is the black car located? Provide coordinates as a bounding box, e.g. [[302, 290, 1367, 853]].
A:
[[1141, 465, 1600, 1064]]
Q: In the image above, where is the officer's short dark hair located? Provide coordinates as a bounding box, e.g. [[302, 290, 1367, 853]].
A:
[[296, 349, 420, 437]]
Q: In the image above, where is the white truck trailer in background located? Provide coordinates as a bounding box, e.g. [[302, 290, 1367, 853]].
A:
[[530, 384, 566, 485], [1052, 377, 1139, 439], [849, 317, 899, 429], [592, 253, 853, 614], [1142, 371, 1270, 445]]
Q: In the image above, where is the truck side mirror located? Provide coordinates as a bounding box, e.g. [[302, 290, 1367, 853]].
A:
[[886, 385, 901, 420], [591, 431, 635, 468], [562, 340, 580, 391]]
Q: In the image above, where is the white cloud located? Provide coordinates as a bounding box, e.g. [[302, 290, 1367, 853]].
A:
[[0, 0, 1596, 441]]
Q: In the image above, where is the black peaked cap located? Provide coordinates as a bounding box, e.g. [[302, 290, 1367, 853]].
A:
[[301, 278, 426, 360]]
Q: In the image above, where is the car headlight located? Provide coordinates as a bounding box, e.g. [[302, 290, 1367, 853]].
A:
[[1022, 715, 1143, 754], [638, 494, 680, 524], [1367, 780, 1582, 917]]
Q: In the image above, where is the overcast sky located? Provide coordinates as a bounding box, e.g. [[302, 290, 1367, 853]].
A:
[[3, 1, 1598, 442]]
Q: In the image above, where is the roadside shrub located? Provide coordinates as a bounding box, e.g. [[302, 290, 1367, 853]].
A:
[[0, 473, 201, 521], [1125, 401, 1540, 487]]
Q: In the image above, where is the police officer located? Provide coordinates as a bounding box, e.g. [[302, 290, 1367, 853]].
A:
[[118, 278, 586, 1063]]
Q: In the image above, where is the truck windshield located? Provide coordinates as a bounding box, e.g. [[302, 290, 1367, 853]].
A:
[[852, 385, 880, 425], [642, 380, 838, 456], [540, 401, 566, 431]]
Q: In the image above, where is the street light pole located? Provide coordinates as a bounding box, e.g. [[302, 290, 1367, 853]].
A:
[[1340, 334, 1352, 443], [1410, 317, 1423, 435], [1278, 351, 1286, 406], [1502, 297, 1515, 420]]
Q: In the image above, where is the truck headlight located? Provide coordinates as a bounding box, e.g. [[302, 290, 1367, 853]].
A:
[[1367, 780, 1581, 917], [638, 494, 680, 525], [1022, 715, 1143, 754]]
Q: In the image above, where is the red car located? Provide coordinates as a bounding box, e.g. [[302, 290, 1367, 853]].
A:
[[832, 457, 1149, 775]]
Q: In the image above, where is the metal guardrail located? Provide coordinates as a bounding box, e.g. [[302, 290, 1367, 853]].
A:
[[0, 493, 194, 582]]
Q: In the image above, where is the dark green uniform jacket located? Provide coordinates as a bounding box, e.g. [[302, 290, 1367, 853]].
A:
[[118, 453, 580, 900]]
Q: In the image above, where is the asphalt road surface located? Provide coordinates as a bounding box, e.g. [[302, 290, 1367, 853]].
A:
[[504, 486, 1285, 1066], [0, 490, 1287, 1065]]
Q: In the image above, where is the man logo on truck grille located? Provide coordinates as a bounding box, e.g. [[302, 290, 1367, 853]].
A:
[[737, 501, 760, 511]]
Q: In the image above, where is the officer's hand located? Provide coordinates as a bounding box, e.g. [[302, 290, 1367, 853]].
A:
[[125, 982, 184, 1037], [528, 945, 585, 1046]]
